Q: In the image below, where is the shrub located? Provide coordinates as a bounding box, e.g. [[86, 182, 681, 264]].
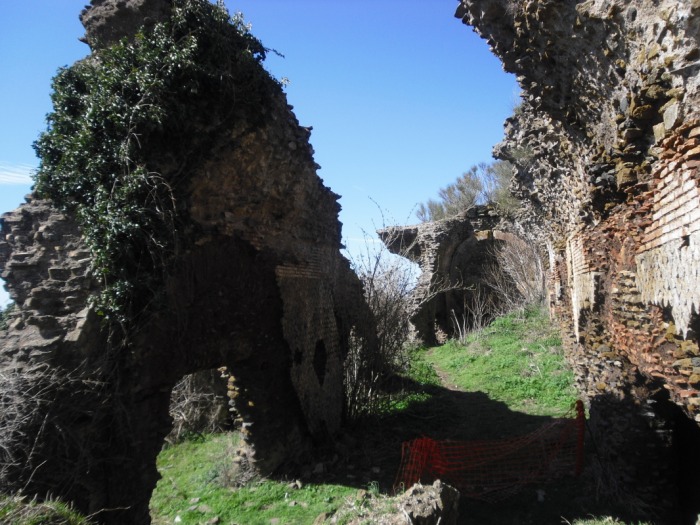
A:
[[485, 236, 546, 311], [33, 0, 278, 329], [416, 160, 517, 222], [344, 230, 418, 418], [166, 369, 232, 444]]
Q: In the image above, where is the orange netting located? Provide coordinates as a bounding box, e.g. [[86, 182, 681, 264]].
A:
[[394, 400, 585, 501]]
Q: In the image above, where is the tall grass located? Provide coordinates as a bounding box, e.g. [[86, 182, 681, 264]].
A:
[[0, 494, 93, 525]]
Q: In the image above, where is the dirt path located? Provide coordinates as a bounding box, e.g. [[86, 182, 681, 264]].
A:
[[320, 352, 634, 525], [426, 347, 463, 392]]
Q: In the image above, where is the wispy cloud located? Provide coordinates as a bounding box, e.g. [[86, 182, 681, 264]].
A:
[[0, 163, 35, 185]]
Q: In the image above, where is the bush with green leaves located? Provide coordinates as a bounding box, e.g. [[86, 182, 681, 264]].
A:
[[416, 160, 518, 222], [33, 0, 279, 328]]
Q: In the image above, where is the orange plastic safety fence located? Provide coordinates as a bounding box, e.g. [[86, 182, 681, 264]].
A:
[[394, 401, 585, 501]]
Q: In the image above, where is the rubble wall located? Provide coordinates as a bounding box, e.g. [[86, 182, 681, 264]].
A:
[[0, 1, 376, 523], [457, 0, 700, 520]]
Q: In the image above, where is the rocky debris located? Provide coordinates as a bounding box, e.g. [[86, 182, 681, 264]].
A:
[[397, 481, 460, 525]]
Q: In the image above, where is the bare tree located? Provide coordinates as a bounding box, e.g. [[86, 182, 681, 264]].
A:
[[343, 228, 418, 418]]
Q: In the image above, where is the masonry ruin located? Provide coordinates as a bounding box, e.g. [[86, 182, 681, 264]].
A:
[[378, 205, 533, 345], [0, 1, 375, 523], [455, 0, 700, 522], [2, 0, 700, 523]]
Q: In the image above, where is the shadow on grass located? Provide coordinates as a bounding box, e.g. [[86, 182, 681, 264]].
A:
[[305, 378, 676, 525]]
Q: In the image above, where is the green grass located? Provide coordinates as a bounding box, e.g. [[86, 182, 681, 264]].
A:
[[426, 305, 577, 416], [0, 494, 93, 525], [375, 346, 441, 413], [150, 433, 357, 525]]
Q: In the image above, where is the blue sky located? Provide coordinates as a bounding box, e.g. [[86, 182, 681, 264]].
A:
[[0, 0, 517, 307]]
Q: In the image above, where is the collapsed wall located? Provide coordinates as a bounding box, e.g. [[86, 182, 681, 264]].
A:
[[457, 0, 700, 521], [0, 1, 375, 523], [378, 205, 525, 344]]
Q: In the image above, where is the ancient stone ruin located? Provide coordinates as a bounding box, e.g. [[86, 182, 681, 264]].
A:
[[455, 0, 700, 521], [2, 0, 700, 523], [375, 1, 700, 521], [378, 205, 529, 345], [0, 1, 375, 523]]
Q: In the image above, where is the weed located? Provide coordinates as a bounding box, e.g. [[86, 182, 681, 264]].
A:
[[0, 494, 93, 525]]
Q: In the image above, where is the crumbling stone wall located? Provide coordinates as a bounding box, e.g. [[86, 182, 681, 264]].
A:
[[379, 205, 521, 344], [457, 0, 700, 521], [0, 1, 375, 523]]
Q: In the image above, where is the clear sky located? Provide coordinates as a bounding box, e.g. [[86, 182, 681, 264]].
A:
[[0, 0, 517, 307]]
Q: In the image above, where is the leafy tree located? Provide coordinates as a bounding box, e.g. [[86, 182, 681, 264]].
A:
[[416, 160, 517, 222]]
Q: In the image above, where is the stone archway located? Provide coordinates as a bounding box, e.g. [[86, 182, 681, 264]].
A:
[[378, 206, 529, 345], [0, 1, 377, 523]]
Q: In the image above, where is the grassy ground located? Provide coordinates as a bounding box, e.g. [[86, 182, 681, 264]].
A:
[[425, 305, 577, 416], [0, 494, 94, 524], [147, 305, 653, 525], [0, 306, 656, 524], [150, 433, 357, 525]]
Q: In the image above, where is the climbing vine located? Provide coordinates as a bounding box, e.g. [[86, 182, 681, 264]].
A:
[[33, 0, 279, 328]]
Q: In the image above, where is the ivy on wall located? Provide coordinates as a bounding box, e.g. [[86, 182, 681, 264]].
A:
[[33, 0, 279, 329]]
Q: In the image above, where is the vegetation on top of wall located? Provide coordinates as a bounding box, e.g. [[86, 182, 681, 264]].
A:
[[32, 0, 280, 329], [416, 160, 518, 222]]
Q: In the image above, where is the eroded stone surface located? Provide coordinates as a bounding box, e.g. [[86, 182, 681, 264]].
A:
[[0, 2, 376, 523], [80, 0, 172, 48], [379, 206, 515, 344], [458, 0, 700, 520]]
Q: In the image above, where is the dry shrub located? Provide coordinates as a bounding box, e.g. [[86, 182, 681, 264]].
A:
[[166, 369, 232, 443], [343, 230, 418, 418], [0, 361, 118, 501], [485, 236, 546, 312], [450, 284, 499, 343]]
